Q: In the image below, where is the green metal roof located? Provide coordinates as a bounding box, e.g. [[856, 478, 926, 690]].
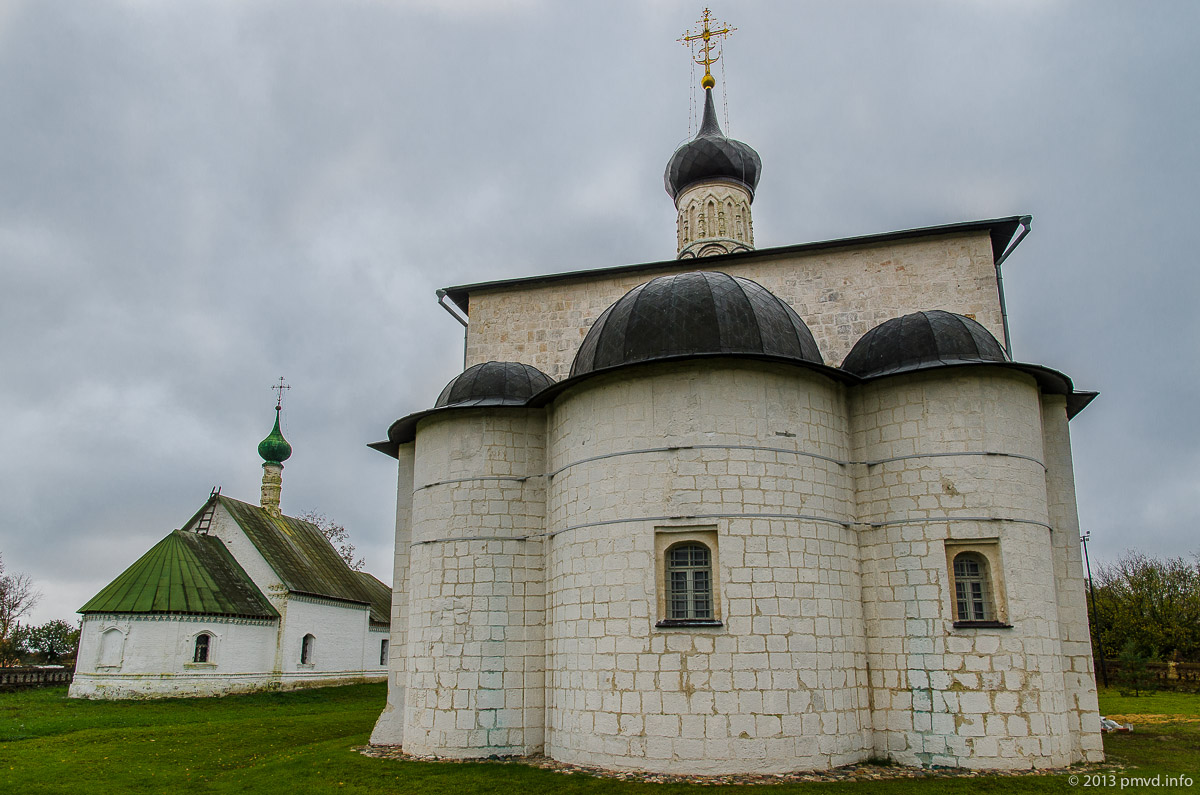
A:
[[353, 571, 394, 629], [80, 530, 278, 619], [216, 496, 391, 627]]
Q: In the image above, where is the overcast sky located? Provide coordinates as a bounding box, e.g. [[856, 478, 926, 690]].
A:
[[2, 0, 1197, 626]]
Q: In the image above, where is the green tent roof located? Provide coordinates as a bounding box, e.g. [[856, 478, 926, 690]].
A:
[[215, 496, 391, 627], [80, 530, 278, 619]]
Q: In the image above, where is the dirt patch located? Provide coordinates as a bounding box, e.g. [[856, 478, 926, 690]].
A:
[[1106, 713, 1200, 726]]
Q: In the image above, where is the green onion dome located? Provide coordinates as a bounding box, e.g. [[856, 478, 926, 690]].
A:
[[257, 408, 292, 465]]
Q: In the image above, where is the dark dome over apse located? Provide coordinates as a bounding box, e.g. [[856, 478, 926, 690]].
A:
[[570, 271, 822, 377], [841, 311, 1008, 379], [664, 88, 762, 201], [435, 361, 554, 408]]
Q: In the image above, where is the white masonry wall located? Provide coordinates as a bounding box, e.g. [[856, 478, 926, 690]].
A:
[[461, 231, 1002, 379], [371, 443, 415, 745], [545, 361, 870, 774], [69, 613, 278, 699], [1041, 395, 1105, 763], [277, 594, 384, 688], [852, 368, 1075, 769], [402, 409, 547, 757]]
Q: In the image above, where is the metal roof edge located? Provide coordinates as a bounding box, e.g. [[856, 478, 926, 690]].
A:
[[287, 589, 371, 608], [441, 216, 1028, 315]]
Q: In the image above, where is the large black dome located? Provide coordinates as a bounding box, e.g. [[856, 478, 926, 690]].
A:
[[435, 361, 554, 408], [841, 311, 1008, 379], [570, 271, 822, 377], [664, 88, 762, 201]]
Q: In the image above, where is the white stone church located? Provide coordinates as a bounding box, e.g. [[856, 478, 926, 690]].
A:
[[366, 40, 1105, 773], [70, 410, 391, 699]]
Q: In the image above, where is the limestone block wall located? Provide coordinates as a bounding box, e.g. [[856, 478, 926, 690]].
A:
[[1042, 396, 1105, 763], [403, 409, 547, 757], [70, 614, 278, 698], [371, 443, 415, 745], [461, 231, 1002, 379], [852, 368, 1075, 769], [544, 361, 870, 774]]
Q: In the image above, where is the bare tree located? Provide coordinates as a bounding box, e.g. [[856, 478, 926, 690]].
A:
[[298, 511, 365, 571], [0, 553, 42, 665]]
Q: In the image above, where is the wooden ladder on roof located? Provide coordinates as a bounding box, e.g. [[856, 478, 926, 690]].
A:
[[194, 486, 221, 534]]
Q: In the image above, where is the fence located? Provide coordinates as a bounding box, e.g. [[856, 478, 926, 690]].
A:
[[1099, 659, 1200, 692], [0, 666, 74, 692]]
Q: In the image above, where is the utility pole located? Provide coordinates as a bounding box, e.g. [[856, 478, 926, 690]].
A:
[[1081, 532, 1108, 688]]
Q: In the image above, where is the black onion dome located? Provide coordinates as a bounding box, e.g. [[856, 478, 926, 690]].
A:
[[664, 88, 762, 201], [570, 271, 822, 377], [842, 311, 1008, 379], [435, 361, 554, 408]]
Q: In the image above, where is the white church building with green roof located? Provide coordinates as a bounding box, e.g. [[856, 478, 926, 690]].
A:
[[69, 410, 392, 699]]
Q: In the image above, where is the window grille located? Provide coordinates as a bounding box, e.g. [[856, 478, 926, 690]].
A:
[[193, 634, 211, 663], [953, 553, 993, 622], [667, 542, 713, 620]]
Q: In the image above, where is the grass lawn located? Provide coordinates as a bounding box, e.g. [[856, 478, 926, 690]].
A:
[[1, 683, 1196, 794]]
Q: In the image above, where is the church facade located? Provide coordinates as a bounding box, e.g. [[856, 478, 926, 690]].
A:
[[71, 413, 392, 699], [367, 64, 1104, 773]]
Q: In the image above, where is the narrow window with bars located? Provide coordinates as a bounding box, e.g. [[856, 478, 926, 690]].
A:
[[953, 552, 993, 622], [667, 542, 714, 621], [193, 633, 211, 663]]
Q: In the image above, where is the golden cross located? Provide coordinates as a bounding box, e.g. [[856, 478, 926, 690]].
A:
[[679, 8, 736, 90]]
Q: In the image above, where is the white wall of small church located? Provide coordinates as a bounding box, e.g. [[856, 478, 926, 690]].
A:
[[544, 362, 871, 775], [401, 409, 547, 757], [461, 231, 1002, 379], [70, 614, 278, 699], [279, 595, 376, 675], [851, 368, 1077, 769]]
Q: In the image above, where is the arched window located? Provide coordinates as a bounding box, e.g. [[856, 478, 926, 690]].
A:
[[300, 633, 316, 665], [666, 542, 713, 620], [193, 633, 212, 663], [953, 552, 993, 622]]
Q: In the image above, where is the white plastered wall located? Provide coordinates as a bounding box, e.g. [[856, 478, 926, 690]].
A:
[[69, 614, 278, 699]]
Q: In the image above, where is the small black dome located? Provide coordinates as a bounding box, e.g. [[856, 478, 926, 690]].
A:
[[842, 311, 1008, 379], [664, 88, 762, 201], [570, 271, 822, 377], [435, 361, 554, 408]]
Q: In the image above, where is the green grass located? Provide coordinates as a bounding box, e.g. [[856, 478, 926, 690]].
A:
[[0, 683, 1196, 794], [1096, 688, 1200, 786]]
